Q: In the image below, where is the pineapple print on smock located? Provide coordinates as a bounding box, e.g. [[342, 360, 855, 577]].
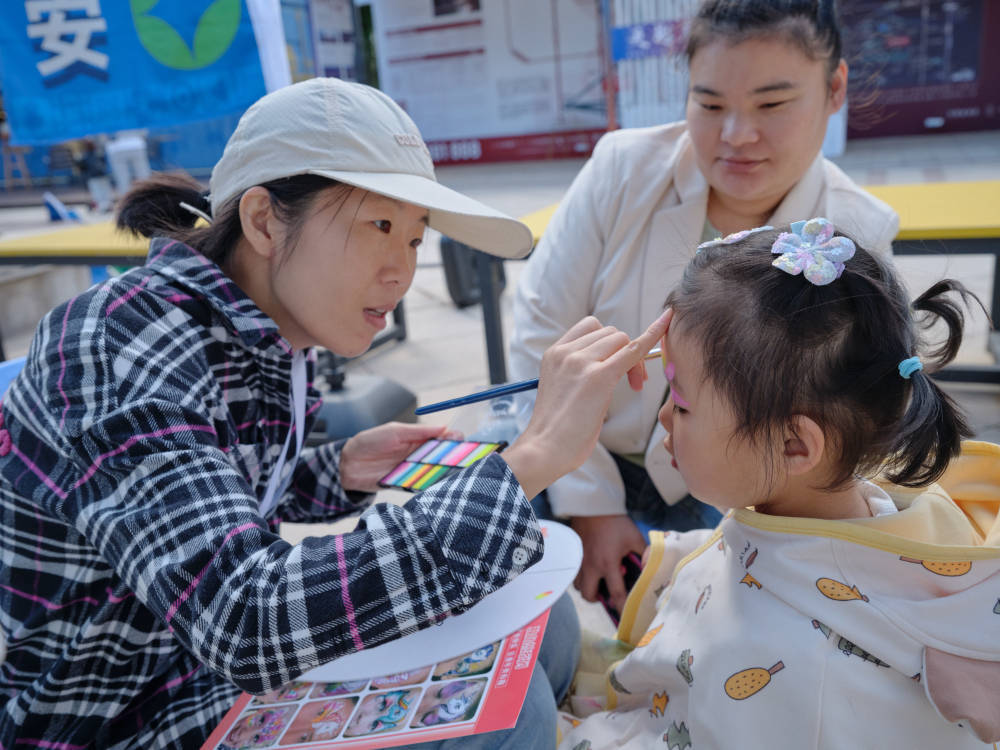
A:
[[816, 577, 868, 601], [899, 557, 972, 576], [724, 661, 785, 700]]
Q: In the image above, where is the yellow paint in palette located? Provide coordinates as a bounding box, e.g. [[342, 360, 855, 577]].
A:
[[411, 464, 450, 490], [378, 438, 508, 492]]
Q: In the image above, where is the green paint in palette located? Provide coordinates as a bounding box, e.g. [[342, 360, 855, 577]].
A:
[[377, 438, 508, 492]]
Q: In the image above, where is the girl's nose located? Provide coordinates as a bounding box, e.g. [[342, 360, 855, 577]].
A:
[[658, 396, 674, 432]]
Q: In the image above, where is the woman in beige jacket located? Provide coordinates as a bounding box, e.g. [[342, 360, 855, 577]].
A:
[[509, 0, 899, 615]]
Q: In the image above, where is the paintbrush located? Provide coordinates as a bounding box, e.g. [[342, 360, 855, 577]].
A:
[[414, 347, 663, 415]]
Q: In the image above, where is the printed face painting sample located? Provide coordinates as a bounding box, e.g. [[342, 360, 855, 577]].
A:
[[378, 438, 507, 491], [310, 680, 368, 698], [251, 681, 312, 705], [412, 678, 488, 728], [432, 642, 501, 679], [219, 705, 297, 749], [371, 666, 433, 689], [277, 697, 358, 745], [343, 688, 421, 737]]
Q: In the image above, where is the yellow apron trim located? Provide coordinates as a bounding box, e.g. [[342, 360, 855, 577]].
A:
[[617, 527, 724, 644], [605, 659, 621, 710], [732, 509, 1000, 560], [616, 530, 665, 643]]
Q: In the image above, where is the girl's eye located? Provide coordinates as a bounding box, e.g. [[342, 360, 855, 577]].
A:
[[410, 237, 423, 249], [696, 101, 721, 111], [673, 403, 687, 415], [374, 220, 392, 233], [761, 100, 789, 109]]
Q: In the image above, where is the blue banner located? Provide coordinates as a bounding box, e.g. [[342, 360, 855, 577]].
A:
[[611, 20, 689, 62], [0, 1, 268, 145]]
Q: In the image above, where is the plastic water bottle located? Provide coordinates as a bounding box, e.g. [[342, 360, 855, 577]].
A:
[[471, 394, 522, 444]]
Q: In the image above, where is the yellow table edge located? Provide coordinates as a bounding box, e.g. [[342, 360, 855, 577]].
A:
[[518, 181, 999, 245], [864, 180, 1000, 241], [0, 220, 148, 259], [1, 180, 996, 260]]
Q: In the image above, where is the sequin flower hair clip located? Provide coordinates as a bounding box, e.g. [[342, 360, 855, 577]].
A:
[[697, 225, 774, 252], [771, 217, 855, 286]]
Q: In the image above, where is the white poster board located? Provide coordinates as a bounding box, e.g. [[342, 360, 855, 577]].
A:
[[370, 0, 607, 164], [310, 0, 359, 80]]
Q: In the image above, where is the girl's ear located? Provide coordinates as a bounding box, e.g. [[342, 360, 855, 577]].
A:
[[238, 186, 279, 260], [783, 415, 825, 476]]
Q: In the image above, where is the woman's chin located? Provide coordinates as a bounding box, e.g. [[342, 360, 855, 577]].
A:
[[328, 341, 371, 358]]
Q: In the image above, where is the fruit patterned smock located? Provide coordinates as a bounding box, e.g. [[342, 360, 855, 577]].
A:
[[558, 442, 1000, 749]]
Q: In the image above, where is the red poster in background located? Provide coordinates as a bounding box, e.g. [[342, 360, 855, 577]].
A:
[[201, 610, 549, 750]]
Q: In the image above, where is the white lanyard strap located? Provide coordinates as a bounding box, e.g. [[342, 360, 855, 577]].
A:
[[259, 351, 307, 516]]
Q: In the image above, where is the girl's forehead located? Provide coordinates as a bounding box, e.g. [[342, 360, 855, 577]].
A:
[[666, 318, 697, 353], [666, 323, 708, 384]]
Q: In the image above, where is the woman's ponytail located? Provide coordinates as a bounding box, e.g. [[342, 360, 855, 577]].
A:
[[115, 171, 246, 263], [115, 172, 211, 239]]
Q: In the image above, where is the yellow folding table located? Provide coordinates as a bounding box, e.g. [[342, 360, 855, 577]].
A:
[[0, 219, 148, 266]]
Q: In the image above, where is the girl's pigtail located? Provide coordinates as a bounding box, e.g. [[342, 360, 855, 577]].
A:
[[912, 280, 987, 366], [885, 279, 985, 486]]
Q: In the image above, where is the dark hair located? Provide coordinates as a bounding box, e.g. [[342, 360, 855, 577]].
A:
[[685, 0, 843, 78], [666, 226, 987, 490], [116, 171, 348, 265]]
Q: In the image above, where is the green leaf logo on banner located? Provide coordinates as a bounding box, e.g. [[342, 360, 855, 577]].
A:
[[131, 0, 242, 70]]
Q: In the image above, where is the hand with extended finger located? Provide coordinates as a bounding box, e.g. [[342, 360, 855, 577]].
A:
[[502, 310, 671, 499]]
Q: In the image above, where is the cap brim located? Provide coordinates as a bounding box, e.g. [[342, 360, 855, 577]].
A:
[[308, 170, 534, 259]]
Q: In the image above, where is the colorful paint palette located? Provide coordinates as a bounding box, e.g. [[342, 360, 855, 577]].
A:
[[378, 439, 507, 492]]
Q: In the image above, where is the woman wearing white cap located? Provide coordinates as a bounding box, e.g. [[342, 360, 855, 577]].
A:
[[0, 78, 666, 748]]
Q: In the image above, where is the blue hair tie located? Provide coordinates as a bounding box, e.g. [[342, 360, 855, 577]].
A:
[[898, 356, 923, 379]]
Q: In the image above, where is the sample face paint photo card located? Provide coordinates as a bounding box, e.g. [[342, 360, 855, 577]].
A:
[[201, 610, 550, 750]]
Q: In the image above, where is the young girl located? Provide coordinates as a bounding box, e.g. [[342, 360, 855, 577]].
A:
[[0, 77, 666, 748], [558, 219, 1000, 748]]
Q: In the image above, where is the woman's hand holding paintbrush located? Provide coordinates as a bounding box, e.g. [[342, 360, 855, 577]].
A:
[[497, 311, 671, 501], [414, 344, 664, 414]]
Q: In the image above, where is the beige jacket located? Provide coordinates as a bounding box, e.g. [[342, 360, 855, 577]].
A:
[[509, 122, 899, 517]]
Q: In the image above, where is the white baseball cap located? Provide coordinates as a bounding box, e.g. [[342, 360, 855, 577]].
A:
[[209, 77, 533, 259]]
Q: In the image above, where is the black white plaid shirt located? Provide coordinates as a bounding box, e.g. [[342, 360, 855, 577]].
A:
[[0, 240, 542, 748]]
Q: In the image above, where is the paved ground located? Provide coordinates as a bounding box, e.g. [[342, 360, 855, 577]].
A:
[[3, 128, 999, 637]]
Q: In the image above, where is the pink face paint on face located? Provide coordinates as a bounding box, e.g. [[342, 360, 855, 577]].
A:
[[664, 361, 692, 409]]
